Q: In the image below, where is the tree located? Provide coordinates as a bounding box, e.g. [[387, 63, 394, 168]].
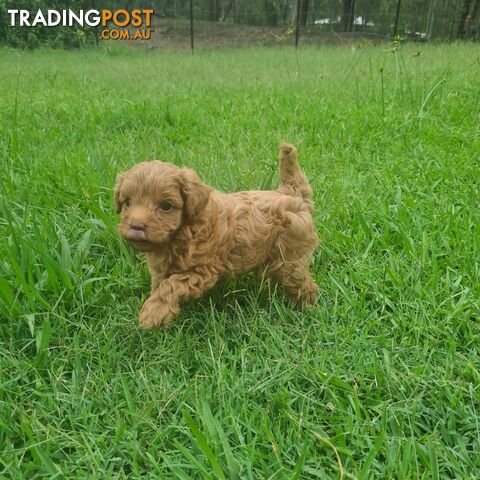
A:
[[264, 0, 278, 25], [458, 0, 473, 37], [342, 0, 355, 32], [426, 0, 438, 39], [470, 0, 480, 39], [208, 0, 219, 21], [277, 0, 290, 24], [300, 0, 309, 26]]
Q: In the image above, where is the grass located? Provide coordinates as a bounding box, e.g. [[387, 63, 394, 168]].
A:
[[0, 42, 479, 478]]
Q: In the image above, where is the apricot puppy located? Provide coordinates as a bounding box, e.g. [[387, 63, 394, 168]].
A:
[[115, 144, 318, 328]]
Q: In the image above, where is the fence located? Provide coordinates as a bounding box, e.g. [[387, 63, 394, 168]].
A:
[[1, 0, 479, 49], [134, 0, 480, 50]]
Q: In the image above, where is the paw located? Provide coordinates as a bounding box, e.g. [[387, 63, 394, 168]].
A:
[[139, 298, 178, 329], [297, 281, 318, 307]]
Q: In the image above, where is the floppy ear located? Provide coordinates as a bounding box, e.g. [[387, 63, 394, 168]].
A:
[[114, 172, 126, 214], [179, 168, 212, 222]]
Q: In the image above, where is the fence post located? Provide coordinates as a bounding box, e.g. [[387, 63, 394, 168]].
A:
[[393, 0, 402, 36], [295, 0, 301, 47], [190, 0, 194, 51]]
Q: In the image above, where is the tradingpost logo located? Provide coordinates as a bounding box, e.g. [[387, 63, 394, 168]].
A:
[[7, 8, 154, 41]]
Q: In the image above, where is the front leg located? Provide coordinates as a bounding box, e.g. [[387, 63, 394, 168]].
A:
[[149, 270, 163, 294], [139, 267, 219, 329], [145, 251, 168, 294]]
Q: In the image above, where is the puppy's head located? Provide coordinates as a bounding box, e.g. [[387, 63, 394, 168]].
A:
[[114, 161, 212, 252]]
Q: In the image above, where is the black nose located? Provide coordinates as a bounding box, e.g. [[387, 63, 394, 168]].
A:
[[130, 223, 146, 231]]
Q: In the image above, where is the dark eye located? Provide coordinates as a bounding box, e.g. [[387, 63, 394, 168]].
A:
[[158, 201, 172, 212], [124, 198, 131, 208]]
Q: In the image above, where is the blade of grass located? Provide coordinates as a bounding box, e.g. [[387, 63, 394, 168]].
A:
[[183, 410, 226, 480]]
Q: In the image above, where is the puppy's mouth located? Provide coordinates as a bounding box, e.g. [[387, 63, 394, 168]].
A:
[[119, 224, 166, 252], [126, 229, 147, 241], [124, 228, 153, 251]]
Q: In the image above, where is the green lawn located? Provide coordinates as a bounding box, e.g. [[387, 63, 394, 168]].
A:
[[0, 42, 479, 478]]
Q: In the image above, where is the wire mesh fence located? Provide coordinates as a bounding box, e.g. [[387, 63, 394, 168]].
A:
[[0, 0, 479, 49], [128, 0, 480, 49]]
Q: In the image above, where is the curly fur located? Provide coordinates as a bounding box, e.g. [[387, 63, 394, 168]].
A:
[[115, 143, 318, 328]]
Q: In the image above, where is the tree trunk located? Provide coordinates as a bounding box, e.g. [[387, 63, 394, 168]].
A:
[[342, 0, 355, 32], [442, 0, 451, 39], [457, 0, 473, 38], [365, 0, 370, 31], [300, 0, 309, 27], [208, 0, 219, 22], [220, 0, 234, 22], [449, 1, 460, 38], [283, 0, 289, 24], [275, 0, 288, 25], [291, 0, 298, 27], [426, 0, 438, 39], [470, 0, 480, 38], [264, 0, 278, 26]]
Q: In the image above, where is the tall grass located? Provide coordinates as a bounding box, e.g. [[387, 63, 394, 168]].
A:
[[0, 42, 479, 478]]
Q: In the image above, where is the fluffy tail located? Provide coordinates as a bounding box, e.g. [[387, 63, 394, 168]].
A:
[[278, 143, 313, 202]]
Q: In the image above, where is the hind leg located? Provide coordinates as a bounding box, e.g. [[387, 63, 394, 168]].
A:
[[266, 257, 318, 306], [263, 212, 318, 306]]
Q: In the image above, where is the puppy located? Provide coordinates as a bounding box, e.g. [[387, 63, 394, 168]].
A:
[[115, 143, 318, 328]]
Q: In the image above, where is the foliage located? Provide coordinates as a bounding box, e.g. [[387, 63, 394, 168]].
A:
[[0, 0, 97, 48], [0, 0, 479, 49]]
